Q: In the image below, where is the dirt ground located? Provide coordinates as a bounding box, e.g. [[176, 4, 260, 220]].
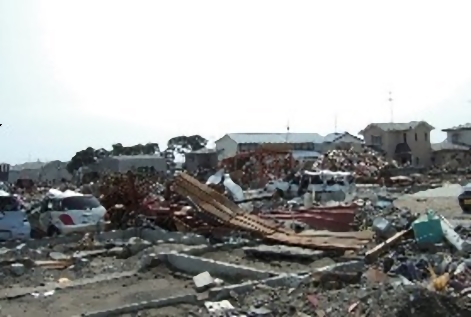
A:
[[394, 196, 471, 219], [0, 266, 194, 317], [119, 304, 200, 317]]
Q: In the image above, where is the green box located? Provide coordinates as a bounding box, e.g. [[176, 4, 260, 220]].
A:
[[412, 211, 443, 244]]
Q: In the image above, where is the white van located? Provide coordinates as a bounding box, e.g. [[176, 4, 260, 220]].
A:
[[38, 189, 106, 236]]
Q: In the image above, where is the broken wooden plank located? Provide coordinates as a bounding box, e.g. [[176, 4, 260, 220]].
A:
[[365, 229, 411, 263]]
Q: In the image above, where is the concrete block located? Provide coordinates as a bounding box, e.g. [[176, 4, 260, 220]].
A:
[[10, 263, 25, 276], [209, 273, 309, 301], [126, 237, 152, 255], [243, 245, 325, 260], [180, 245, 212, 256], [209, 280, 257, 300], [163, 253, 277, 281], [193, 271, 215, 291]]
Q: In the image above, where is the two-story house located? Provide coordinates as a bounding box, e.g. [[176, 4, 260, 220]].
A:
[[359, 121, 434, 166], [442, 123, 471, 145], [431, 123, 471, 166]]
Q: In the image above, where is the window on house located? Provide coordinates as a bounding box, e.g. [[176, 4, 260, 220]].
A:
[[238, 144, 248, 152], [371, 135, 382, 146], [451, 133, 459, 143], [403, 133, 407, 143], [424, 133, 428, 141], [415, 157, 420, 165], [415, 133, 418, 141]]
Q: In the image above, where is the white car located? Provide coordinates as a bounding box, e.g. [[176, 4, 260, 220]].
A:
[[38, 189, 106, 236], [0, 190, 31, 241]]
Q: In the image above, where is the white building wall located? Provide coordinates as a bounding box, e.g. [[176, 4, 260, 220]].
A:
[[447, 130, 471, 145], [215, 135, 239, 160]]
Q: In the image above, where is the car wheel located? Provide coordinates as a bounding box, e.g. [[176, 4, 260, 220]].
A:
[[47, 225, 61, 237]]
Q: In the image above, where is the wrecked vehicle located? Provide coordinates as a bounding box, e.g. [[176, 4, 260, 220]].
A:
[[33, 189, 106, 236], [459, 183, 471, 213], [0, 190, 31, 241], [265, 170, 355, 201]]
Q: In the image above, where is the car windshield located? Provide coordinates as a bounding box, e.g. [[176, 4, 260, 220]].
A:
[[62, 196, 101, 211], [0, 196, 21, 211]]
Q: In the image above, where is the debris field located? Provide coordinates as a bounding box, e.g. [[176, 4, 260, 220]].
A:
[[1, 148, 471, 316]]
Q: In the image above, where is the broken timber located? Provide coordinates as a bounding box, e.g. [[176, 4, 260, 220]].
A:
[[365, 229, 411, 263], [174, 173, 372, 250]]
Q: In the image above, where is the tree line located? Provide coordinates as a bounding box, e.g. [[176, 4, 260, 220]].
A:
[[66, 135, 208, 174]]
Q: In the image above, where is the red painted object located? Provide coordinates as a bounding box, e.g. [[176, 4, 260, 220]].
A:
[[258, 205, 357, 232], [59, 214, 75, 225]]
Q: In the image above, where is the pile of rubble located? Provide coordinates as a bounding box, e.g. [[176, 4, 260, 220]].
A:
[[1, 166, 471, 316], [3, 149, 471, 316], [309, 148, 396, 177]]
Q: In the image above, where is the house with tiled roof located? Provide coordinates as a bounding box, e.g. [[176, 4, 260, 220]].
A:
[[321, 132, 364, 152], [359, 121, 434, 166], [442, 123, 471, 145], [214, 132, 364, 160], [430, 123, 471, 166]]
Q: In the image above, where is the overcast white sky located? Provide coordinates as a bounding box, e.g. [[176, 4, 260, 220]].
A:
[[1, 0, 471, 164]]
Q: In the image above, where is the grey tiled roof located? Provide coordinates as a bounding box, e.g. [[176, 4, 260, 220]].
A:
[[360, 121, 434, 134], [323, 132, 364, 143], [442, 123, 471, 131], [323, 133, 343, 143], [431, 141, 470, 152], [226, 133, 325, 144]]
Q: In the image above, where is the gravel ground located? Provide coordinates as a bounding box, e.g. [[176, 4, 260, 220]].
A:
[[393, 184, 471, 219], [116, 284, 469, 317], [0, 243, 192, 288], [119, 305, 201, 317]]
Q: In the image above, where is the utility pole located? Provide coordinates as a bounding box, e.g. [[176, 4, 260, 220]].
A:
[[334, 113, 338, 132], [286, 120, 290, 142], [388, 91, 394, 123]]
